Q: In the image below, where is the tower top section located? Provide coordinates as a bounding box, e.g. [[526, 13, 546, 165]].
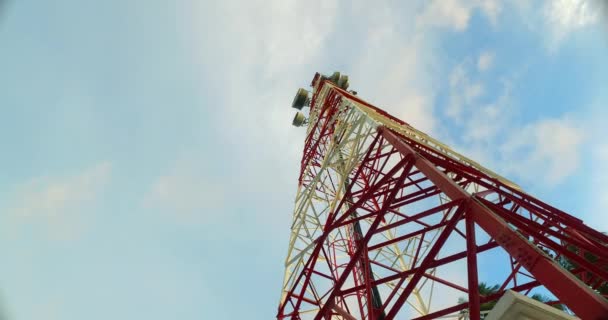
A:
[[290, 71, 521, 191]]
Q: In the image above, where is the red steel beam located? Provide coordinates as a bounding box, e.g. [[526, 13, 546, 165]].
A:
[[380, 126, 608, 320], [466, 213, 481, 320], [384, 203, 469, 319], [313, 155, 416, 320], [340, 241, 500, 296]]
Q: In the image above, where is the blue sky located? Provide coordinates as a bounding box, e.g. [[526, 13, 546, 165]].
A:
[[0, 0, 607, 319]]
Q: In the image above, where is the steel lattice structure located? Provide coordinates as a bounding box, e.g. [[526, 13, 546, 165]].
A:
[[277, 72, 608, 320]]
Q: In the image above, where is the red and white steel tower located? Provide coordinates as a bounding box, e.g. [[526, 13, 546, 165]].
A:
[[278, 72, 608, 320]]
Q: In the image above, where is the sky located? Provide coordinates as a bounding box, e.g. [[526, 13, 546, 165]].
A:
[[0, 0, 607, 319]]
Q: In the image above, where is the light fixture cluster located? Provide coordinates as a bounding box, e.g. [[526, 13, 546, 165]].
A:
[[290, 71, 351, 127]]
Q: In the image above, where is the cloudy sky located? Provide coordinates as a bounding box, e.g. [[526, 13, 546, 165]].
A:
[[0, 0, 607, 319]]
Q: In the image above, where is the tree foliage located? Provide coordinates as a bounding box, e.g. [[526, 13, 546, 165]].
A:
[[557, 243, 608, 297]]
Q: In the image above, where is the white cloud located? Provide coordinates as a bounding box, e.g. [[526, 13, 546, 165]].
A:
[[477, 51, 495, 71], [417, 0, 473, 31], [191, 0, 459, 195], [544, 0, 602, 50], [588, 144, 608, 231], [462, 73, 514, 145], [580, 96, 608, 231], [190, 0, 507, 179], [505, 0, 606, 52], [464, 104, 501, 141], [191, 0, 340, 163], [348, 10, 439, 134], [479, 0, 503, 25], [394, 93, 435, 134], [417, 0, 503, 31], [11, 162, 111, 217], [546, 0, 600, 28], [446, 62, 485, 121], [465, 82, 484, 101], [443, 54, 587, 188], [350, 1, 501, 134], [500, 116, 585, 185], [143, 157, 226, 224], [5, 162, 111, 239]]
